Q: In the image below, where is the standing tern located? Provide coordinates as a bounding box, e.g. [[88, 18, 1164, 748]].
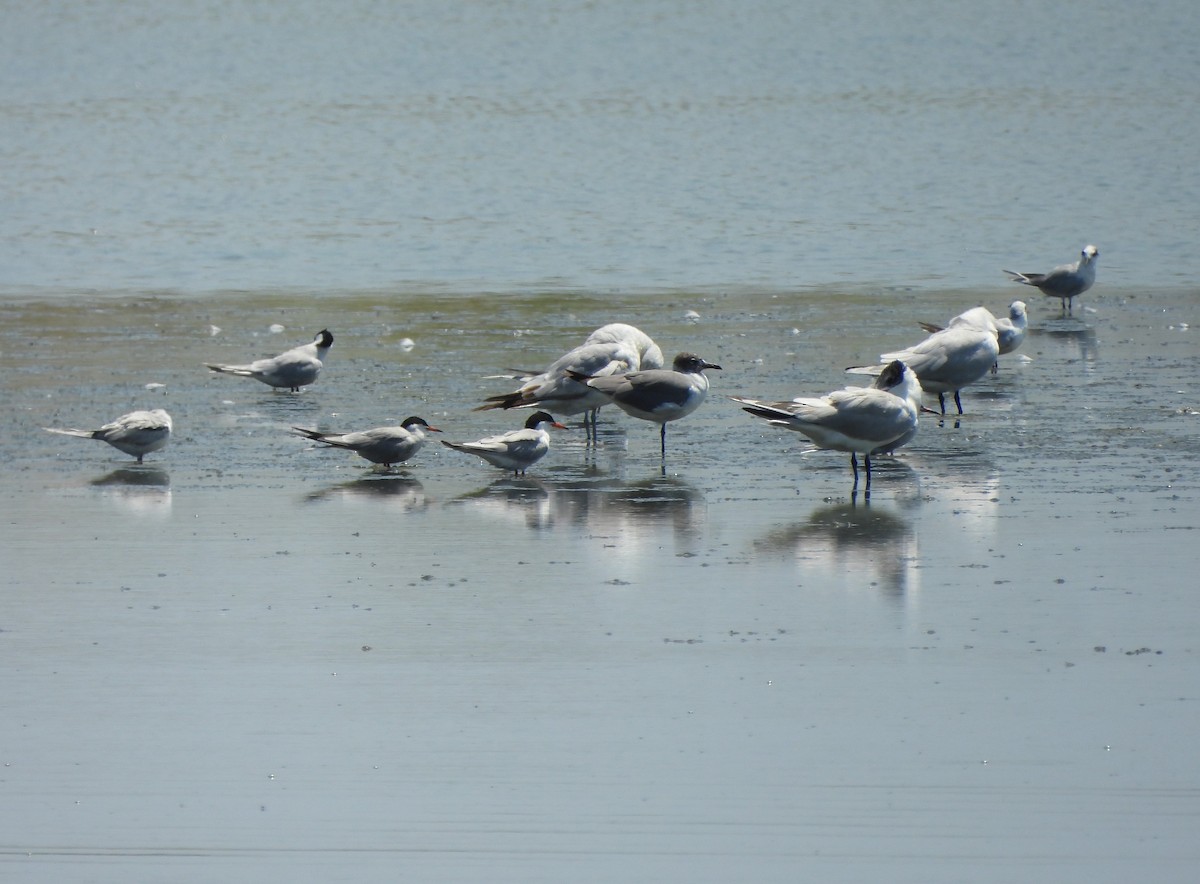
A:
[[44, 409, 173, 463], [568, 352, 721, 457], [441, 410, 567, 476], [1004, 245, 1098, 314], [206, 329, 333, 391], [734, 360, 922, 491], [292, 416, 440, 469], [848, 324, 998, 415]]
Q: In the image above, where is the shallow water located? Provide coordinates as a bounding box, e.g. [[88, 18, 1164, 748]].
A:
[[3, 286, 1199, 882]]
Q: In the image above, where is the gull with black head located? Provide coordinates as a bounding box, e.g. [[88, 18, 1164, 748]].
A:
[[569, 352, 721, 457]]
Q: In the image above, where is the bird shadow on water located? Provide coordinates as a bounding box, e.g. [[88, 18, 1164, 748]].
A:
[[90, 466, 171, 489], [1030, 322, 1099, 364], [753, 494, 918, 598], [302, 474, 428, 510], [87, 467, 172, 516], [448, 471, 704, 540]]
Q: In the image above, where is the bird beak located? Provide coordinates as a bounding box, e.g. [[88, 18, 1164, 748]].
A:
[[704, 362, 723, 371], [426, 426, 443, 433], [550, 421, 569, 430]]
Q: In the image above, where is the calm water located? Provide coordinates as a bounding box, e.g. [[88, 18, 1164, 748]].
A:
[[3, 0, 1199, 294], [3, 2, 1200, 882]]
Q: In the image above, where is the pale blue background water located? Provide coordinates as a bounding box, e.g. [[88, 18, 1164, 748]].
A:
[[3, 0, 1198, 296]]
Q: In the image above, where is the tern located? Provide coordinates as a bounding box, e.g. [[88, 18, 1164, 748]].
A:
[[734, 360, 921, 490], [292, 416, 440, 469], [568, 352, 721, 457], [1004, 245, 1098, 314], [441, 411, 567, 475], [44, 409, 173, 463], [206, 329, 333, 391]]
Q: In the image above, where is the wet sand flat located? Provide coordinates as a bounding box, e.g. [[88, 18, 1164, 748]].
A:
[[2, 286, 1198, 881]]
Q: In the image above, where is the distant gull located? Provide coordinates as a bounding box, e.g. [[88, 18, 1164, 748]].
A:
[[442, 410, 566, 476], [1004, 245, 1098, 314], [848, 323, 998, 415], [735, 360, 922, 491], [568, 352, 721, 457], [292, 416, 440, 469], [44, 409, 173, 463], [205, 329, 333, 391]]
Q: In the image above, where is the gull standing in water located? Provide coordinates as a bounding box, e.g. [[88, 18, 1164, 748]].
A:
[[292, 417, 440, 469], [1004, 245, 1099, 314], [44, 409, 173, 463], [442, 411, 567, 476], [919, 300, 1028, 372], [569, 352, 721, 457], [735, 360, 922, 491], [205, 329, 333, 391], [848, 323, 998, 415], [478, 323, 663, 438]]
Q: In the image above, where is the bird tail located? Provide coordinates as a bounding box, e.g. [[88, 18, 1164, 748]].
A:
[[730, 398, 793, 423], [917, 321, 943, 334], [474, 391, 526, 411], [43, 426, 96, 439], [290, 426, 325, 442], [205, 363, 254, 376], [1002, 270, 1033, 284]]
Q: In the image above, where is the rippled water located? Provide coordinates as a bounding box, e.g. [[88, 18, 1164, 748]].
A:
[[3, 1, 1200, 882], [3, 0, 1200, 293]]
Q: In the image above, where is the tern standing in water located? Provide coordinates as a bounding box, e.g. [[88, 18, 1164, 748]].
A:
[[44, 409, 173, 463], [206, 329, 333, 391], [1004, 245, 1098, 314]]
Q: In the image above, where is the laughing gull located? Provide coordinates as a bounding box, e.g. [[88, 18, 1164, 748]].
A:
[[569, 352, 721, 457], [44, 409, 173, 463], [919, 300, 1028, 372], [478, 338, 641, 430], [206, 329, 333, 391], [735, 360, 922, 490], [848, 323, 998, 415], [1004, 244, 1098, 314], [441, 410, 567, 475], [478, 324, 664, 438], [292, 416, 441, 469]]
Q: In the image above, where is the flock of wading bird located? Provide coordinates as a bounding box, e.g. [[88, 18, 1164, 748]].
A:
[[43, 245, 1099, 492]]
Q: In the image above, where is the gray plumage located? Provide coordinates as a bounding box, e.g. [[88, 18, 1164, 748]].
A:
[[44, 409, 173, 463], [735, 360, 922, 489], [1004, 245, 1098, 314], [442, 410, 566, 475], [292, 416, 439, 468], [206, 329, 333, 391], [570, 352, 721, 456]]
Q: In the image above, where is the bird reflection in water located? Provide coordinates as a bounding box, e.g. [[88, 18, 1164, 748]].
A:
[[89, 467, 172, 515], [303, 475, 428, 511], [754, 497, 918, 598], [451, 471, 704, 543]]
